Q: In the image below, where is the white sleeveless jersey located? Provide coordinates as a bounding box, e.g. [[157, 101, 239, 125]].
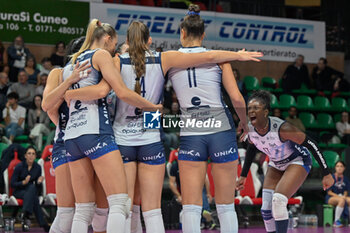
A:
[[64, 49, 113, 140], [168, 47, 233, 136], [113, 51, 164, 146], [248, 116, 309, 162]]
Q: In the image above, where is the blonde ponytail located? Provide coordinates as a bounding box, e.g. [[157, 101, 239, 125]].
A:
[[71, 19, 116, 64]]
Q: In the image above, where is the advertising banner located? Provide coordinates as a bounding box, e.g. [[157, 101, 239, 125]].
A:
[[0, 0, 89, 45], [91, 3, 325, 63]]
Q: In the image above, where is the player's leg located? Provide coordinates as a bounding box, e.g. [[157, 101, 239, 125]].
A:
[[93, 175, 108, 233], [209, 130, 239, 233], [131, 178, 142, 233], [138, 142, 166, 233], [273, 164, 309, 233], [261, 167, 284, 233]]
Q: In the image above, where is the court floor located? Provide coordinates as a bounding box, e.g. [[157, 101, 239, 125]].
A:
[[13, 226, 350, 232]]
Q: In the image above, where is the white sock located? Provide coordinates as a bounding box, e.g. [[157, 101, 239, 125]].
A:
[[335, 206, 344, 222], [107, 194, 129, 233], [182, 205, 202, 233], [124, 211, 132, 233], [49, 207, 74, 233], [131, 205, 142, 233], [216, 203, 238, 233], [71, 203, 95, 233], [142, 208, 165, 233], [261, 189, 276, 232]]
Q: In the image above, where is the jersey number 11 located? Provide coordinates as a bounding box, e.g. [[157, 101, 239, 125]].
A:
[[187, 67, 197, 88]]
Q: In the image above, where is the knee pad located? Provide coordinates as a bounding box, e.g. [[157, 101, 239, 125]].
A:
[[50, 207, 75, 233], [182, 205, 202, 215], [216, 203, 235, 215], [107, 194, 131, 218], [272, 193, 288, 220], [92, 208, 108, 232], [74, 202, 96, 224]]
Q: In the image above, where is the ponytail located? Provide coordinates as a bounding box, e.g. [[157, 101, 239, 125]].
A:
[[71, 19, 116, 64], [127, 21, 150, 95]]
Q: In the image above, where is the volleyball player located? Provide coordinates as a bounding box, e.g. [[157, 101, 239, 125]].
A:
[[43, 37, 110, 233], [165, 4, 251, 233], [237, 90, 334, 233]]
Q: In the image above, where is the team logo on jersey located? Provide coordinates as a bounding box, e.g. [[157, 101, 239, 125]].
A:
[[273, 123, 278, 128], [143, 110, 161, 129], [191, 96, 201, 106]]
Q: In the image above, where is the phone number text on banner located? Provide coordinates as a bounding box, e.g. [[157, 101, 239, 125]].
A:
[[0, 0, 89, 45]]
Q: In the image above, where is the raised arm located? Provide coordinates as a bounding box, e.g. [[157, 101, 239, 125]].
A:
[[93, 50, 160, 110], [221, 63, 248, 140], [42, 61, 91, 112], [279, 122, 334, 190], [161, 49, 263, 73]]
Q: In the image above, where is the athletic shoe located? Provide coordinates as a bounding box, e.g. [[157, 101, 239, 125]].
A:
[[333, 220, 343, 227]]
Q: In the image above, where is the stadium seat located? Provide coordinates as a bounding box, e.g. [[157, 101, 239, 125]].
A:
[[37, 145, 56, 205], [316, 113, 335, 129], [214, 4, 223, 12], [292, 83, 317, 95], [282, 111, 289, 119], [140, 0, 155, 6], [14, 135, 29, 143], [279, 94, 296, 109], [299, 112, 317, 129], [314, 96, 331, 111], [261, 77, 276, 90], [3, 150, 23, 206], [244, 76, 259, 91], [297, 95, 314, 111], [270, 94, 279, 109], [334, 113, 341, 123], [331, 97, 349, 112], [0, 143, 9, 159], [166, 149, 178, 177], [323, 151, 340, 168]]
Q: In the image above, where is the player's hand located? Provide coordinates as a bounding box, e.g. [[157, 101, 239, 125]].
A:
[[237, 48, 263, 62], [207, 194, 213, 204], [237, 121, 249, 142], [322, 174, 334, 191], [236, 176, 246, 191], [68, 60, 91, 84]]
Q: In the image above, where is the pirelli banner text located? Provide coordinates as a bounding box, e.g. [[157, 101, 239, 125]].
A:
[[91, 3, 325, 63]]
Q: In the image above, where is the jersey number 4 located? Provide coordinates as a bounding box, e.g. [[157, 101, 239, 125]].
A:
[[187, 67, 197, 88], [140, 76, 146, 97]]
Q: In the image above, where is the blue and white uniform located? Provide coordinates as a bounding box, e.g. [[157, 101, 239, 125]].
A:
[[248, 116, 312, 172], [63, 49, 118, 161], [167, 47, 238, 163], [113, 51, 165, 165], [52, 102, 69, 169]]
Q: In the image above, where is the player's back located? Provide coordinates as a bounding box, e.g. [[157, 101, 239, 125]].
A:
[[168, 47, 233, 136], [113, 51, 164, 146]]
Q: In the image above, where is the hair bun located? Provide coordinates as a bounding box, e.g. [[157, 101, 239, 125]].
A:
[[187, 4, 200, 15]]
